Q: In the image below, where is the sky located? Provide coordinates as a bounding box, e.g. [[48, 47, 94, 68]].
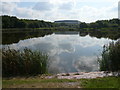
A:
[[0, 0, 119, 23]]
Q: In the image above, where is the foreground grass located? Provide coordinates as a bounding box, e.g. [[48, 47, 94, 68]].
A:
[[2, 76, 120, 88], [3, 77, 79, 88], [81, 77, 120, 88]]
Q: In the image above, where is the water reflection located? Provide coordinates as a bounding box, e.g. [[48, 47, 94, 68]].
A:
[[2, 30, 53, 44], [55, 31, 79, 35], [73, 56, 98, 72], [4, 32, 113, 73]]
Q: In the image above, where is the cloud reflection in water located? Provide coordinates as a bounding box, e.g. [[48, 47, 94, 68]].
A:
[[7, 33, 112, 73]]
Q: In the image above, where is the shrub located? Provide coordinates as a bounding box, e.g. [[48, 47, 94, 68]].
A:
[[98, 40, 120, 72], [2, 48, 48, 77]]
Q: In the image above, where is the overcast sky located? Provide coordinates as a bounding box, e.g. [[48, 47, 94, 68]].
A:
[[0, 0, 119, 23]]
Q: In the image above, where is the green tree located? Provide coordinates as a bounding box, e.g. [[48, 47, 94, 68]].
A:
[[79, 22, 88, 28]]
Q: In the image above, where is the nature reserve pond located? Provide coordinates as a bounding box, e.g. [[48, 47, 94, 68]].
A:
[[2, 31, 113, 73]]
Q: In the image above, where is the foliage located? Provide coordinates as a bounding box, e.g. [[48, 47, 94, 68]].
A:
[[1, 15, 53, 29], [2, 30, 53, 44], [87, 19, 119, 29], [2, 48, 48, 77], [98, 40, 120, 72], [79, 22, 88, 28], [88, 28, 120, 40], [2, 15, 26, 28]]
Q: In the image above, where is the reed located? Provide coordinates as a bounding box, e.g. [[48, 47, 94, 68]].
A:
[[2, 48, 48, 77], [98, 40, 120, 72]]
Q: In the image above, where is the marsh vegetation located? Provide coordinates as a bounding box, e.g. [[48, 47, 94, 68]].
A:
[[2, 48, 48, 77], [98, 40, 120, 73]]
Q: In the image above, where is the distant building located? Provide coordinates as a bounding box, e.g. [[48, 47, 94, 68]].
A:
[[54, 31, 79, 35], [54, 20, 80, 24]]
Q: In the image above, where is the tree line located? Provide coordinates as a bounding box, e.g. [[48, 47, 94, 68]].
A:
[[1, 15, 119, 29], [79, 18, 120, 40], [79, 19, 119, 29], [1, 15, 54, 28]]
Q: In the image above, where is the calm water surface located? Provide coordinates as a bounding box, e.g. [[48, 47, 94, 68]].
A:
[[3, 32, 113, 73]]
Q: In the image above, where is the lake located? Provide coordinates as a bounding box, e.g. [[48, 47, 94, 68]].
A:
[[2, 31, 113, 74]]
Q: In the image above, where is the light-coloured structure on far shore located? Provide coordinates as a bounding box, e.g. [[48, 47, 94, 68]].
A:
[[54, 20, 81, 24]]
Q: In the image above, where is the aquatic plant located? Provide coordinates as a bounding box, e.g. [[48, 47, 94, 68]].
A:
[[98, 40, 120, 73], [2, 48, 48, 77]]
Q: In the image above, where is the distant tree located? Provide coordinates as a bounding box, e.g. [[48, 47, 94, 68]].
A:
[[15, 20, 27, 28], [79, 22, 88, 28], [96, 21, 104, 28], [2, 15, 12, 28], [89, 23, 98, 28], [59, 23, 67, 26], [88, 18, 119, 29], [1, 15, 54, 29], [1, 15, 119, 29], [109, 19, 119, 24], [2, 15, 27, 28]]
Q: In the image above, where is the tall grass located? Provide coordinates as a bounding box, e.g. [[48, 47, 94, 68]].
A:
[[98, 40, 120, 72], [2, 48, 48, 77]]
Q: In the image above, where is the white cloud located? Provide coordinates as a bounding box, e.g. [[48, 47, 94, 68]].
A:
[[32, 2, 54, 11], [118, 2, 120, 19], [1, 2, 46, 20], [73, 56, 98, 72], [14, 7, 45, 19], [1, 0, 119, 22], [2, 0, 119, 3], [2, 2, 17, 15], [67, 2, 118, 22], [1, 0, 21, 2], [58, 2, 74, 10]]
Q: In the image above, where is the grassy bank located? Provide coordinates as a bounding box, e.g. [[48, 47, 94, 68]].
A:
[[2, 77, 79, 88], [80, 77, 120, 88], [2, 76, 120, 88], [2, 48, 48, 77]]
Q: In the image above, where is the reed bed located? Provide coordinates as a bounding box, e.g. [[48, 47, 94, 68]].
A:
[[2, 48, 48, 77], [98, 40, 120, 72]]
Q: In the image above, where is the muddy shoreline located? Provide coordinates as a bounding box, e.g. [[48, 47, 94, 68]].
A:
[[46, 71, 119, 79]]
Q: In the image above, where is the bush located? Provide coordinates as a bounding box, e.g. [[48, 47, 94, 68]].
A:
[[2, 48, 48, 77], [98, 40, 120, 72]]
